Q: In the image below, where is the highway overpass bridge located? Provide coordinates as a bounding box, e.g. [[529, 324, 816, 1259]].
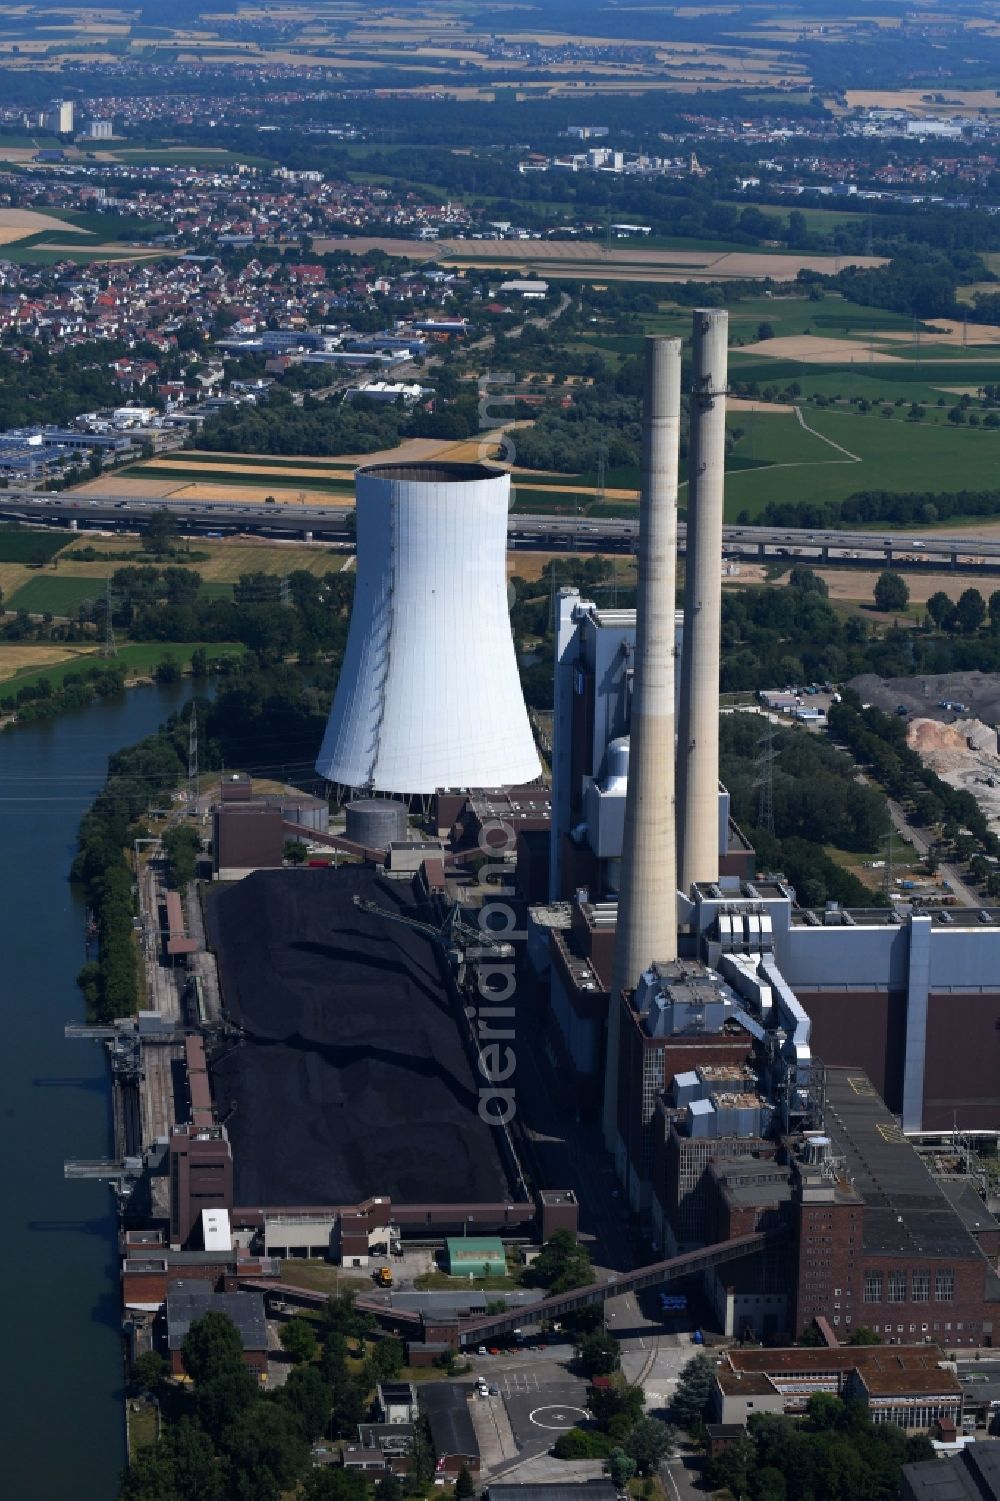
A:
[[2, 491, 999, 572]]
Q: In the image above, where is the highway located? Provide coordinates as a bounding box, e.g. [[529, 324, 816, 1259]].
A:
[[3, 489, 1000, 571]]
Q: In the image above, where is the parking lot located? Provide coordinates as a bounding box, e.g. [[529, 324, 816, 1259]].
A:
[[495, 1368, 590, 1450], [467, 1356, 590, 1457]]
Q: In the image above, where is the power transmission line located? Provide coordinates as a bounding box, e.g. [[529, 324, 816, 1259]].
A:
[[101, 576, 117, 659], [883, 809, 896, 900], [755, 716, 777, 835], [188, 705, 199, 796], [595, 442, 608, 508]]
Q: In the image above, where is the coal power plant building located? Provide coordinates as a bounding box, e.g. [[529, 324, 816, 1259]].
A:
[[315, 462, 541, 797], [533, 318, 1000, 1222], [205, 866, 513, 1211]]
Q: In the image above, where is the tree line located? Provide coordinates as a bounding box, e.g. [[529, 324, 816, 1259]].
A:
[[96, 564, 357, 666], [0, 659, 127, 723], [739, 485, 1000, 533], [719, 711, 889, 910], [71, 657, 338, 1020], [196, 379, 482, 458], [829, 693, 1000, 866], [124, 1292, 430, 1501], [705, 1392, 933, 1501]]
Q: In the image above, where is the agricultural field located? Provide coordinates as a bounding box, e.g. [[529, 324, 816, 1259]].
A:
[[0, 642, 97, 683], [844, 88, 1000, 117], [722, 405, 1000, 517], [509, 399, 1000, 522], [0, 201, 171, 262], [0, 529, 73, 564], [0, 641, 244, 698], [117, 463, 355, 499], [0, 208, 91, 244], [2, 534, 351, 617], [312, 237, 886, 282], [6, 574, 110, 615], [98, 432, 518, 503], [0, 3, 811, 92]]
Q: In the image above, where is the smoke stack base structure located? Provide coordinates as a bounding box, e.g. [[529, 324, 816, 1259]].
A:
[[315, 461, 541, 798], [603, 336, 683, 1150], [677, 308, 728, 893]]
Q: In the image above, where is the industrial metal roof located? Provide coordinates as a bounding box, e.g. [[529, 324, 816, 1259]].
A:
[[489, 1485, 618, 1501], [824, 1069, 985, 1261], [856, 1365, 963, 1398], [446, 1237, 505, 1257], [728, 1345, 930, 1373], [165, 1282, 267, 1352], [902, 1441, 1000, 1501], [420, 1383, 479, 1461], [936, 1180, 1000, 1239]]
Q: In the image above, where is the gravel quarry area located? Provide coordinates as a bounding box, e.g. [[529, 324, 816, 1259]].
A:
[[851, 673, 1000, 832], [907, 717, 1000, 832], [851, 672, 1000, 726]]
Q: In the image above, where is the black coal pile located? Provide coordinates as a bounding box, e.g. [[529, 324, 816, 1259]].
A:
[[207, 866, 509, 1208]]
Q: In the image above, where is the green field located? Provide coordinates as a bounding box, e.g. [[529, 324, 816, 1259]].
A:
[[118, 464, 355, 493], [722, 406, 1000, 516], [718, 201, 867, 233], [110, 147, 273, 168], [0, 529, 71, 565], [0, 133, 62, 150], [0, 244, 156, 266], [513, 401, 1000, 520], [7, 575, 108, 614], [179, 452, 356, 472], [4, 641, 244, 698], [579, 296, 928, 371], [651, 294, 921, 343], [728, 353, 1000, 407]]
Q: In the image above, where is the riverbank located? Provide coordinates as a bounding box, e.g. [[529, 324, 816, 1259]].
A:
[[0, 641, 243, 730], [1, 679, 196, 1498]]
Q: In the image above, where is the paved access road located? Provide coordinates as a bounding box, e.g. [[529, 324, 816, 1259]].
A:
[[661, 1445, 709, 1501], [887, 796, 981, 908], [8, 490, 1000, 573]]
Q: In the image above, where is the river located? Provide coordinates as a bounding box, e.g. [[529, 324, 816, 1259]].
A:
[[0, 681, 192, 1500]]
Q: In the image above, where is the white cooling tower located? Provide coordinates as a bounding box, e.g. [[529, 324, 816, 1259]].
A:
[[315, 461, 541, 796]]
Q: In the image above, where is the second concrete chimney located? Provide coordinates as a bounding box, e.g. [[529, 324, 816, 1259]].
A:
[[677, 307, 728, 893], [602, 335, 681, 1152]]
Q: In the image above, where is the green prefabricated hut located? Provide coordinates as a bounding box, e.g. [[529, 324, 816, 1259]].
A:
[[444, 1237, 507, 1277]]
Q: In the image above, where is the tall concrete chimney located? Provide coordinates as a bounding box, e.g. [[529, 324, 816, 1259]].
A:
[[602, 336, 681, 1153], [677, 307, 728, 893]]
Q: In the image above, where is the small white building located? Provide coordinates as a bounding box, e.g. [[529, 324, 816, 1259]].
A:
[[345, 381, 427, 404], [201, 1208, 232, 1252], [112, 406, 157, 428], [498, 279, 549, 299]]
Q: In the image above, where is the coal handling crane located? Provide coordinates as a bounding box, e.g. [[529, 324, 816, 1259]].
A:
[[351, 894, 513, 989]]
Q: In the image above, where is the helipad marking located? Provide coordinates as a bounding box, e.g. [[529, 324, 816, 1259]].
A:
[[529, 1404, 589, 1430]]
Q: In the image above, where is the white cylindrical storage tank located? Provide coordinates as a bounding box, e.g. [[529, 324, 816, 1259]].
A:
[[315, 462, 541, 795]]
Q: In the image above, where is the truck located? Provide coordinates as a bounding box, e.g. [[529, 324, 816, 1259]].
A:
[[374, 1266, 393, 1288]]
